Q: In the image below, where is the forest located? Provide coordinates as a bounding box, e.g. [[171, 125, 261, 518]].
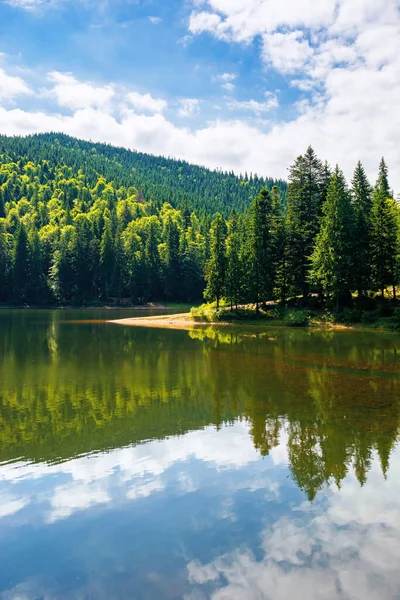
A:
[[0, 134, 398, 311]]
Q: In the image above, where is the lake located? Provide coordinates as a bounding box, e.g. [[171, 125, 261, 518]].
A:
[[0, 309, 399, 599]]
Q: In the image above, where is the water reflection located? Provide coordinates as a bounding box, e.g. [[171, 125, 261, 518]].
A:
[[0, 310, 400, 598]]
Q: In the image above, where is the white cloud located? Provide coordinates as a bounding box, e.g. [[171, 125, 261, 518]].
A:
[[228, 92, 278, 114], [0, 68, 33, 100], [0, 422, 261, 523], [148, 16, 162, 24], [0, 494, 28, 519], [48, 71, 114, 110], [262, 31, 313, 74], [183, 0, 400, 190], [187, 447, 400, 600], [179, 98, 200, 117], [214, 72, 237, 92], [3, 0, 49, 8], [126, 90, 167, 114]]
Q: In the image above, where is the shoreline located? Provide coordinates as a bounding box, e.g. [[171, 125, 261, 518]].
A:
[[108, 312, 368, 331], [0, 303, 189, 311]]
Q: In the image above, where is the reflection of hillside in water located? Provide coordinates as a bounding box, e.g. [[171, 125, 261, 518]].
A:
[[1, 310, 399, 500]]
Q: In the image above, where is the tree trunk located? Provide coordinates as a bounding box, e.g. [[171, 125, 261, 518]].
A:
[[393, 283, 397, 301]]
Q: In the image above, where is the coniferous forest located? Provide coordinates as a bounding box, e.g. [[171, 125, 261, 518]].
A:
[[0, 133, 399, 310]]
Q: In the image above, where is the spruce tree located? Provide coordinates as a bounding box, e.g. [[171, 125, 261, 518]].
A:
[[100, 217, 114, 300], [12, 223, 30, 304], [0, 221, 11, 301], [370, 159, 398, 298], [270, 185, 288, 304], [351, 161, 372, 295], [310, 166, 355, 311], [205, 213, 227, 309], [225, 210, 242, 310], [247, 187, 274, 312], [287, 146, 325, 300]]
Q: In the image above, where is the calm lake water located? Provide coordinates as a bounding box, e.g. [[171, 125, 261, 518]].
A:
[[0, 309, 399, 599]]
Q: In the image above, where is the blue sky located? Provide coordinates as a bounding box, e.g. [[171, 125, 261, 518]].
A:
[[0, 0, 400, 187]]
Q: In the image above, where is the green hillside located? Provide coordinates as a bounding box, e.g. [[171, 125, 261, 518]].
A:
[[0, 133, 286, 216]]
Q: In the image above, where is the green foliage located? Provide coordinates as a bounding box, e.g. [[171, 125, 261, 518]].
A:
[[0, 135, 399, 310], [310, 166, 355, 309]]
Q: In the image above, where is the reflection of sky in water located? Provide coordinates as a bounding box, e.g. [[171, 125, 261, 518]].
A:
[[1, 420, 400, 599]]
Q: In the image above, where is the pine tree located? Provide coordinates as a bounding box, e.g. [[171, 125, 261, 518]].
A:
[[247, 188, 274, 312], [205, 213, 227, 309], [310, 166, 355, 311], [287, 146, 325, 300], [270, 186, 288, 304], [12, 223, 30, 303], [27, 227, 44, 302], [351, 161, 372, 295], [225, 210, 242, 310], [100, 217, 114, 300], [370, 158, 398, 298], [0, 221, 11, 300]]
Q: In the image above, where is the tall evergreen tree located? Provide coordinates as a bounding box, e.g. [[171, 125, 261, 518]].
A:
[[0, 221, 11, 300], [287, 146, 325, 300], [12, 223, 30, 303], [247, 187, 274, 311], [351, 161, 372, 295], [310, 166, 355, 311], [100, 217, 114, 300], [370, 158, 398, 298], [205, 213, 227, 309], [225, 210, 242, 310]]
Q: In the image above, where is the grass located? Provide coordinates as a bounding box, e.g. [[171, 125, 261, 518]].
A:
[[190, 299, 400, 330]]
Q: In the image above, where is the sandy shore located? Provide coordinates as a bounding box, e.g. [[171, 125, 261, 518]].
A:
[[109, 312, 215, 330]]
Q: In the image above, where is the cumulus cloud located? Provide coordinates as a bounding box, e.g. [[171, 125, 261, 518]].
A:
[[187, 447, 400, 600], [0, 68, 33, 100], [227, 92, 278, 114], [185, 0, 400, 190], [213, 72, 237, 92], [126, 90, 167, 114], [47, 71, 114, 110], [0, 422, 261, 523]]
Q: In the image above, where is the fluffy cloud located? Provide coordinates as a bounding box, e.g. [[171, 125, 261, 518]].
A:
[[1, 53, 400, 189], [48, 71, 114, 110], [0, 68, 33, 100], [126, 90, 167, 114], [0, 422, 261, 523], [187, 446, 400, 599], [185, 0, 400, 190], [227, 92, 278, 114]]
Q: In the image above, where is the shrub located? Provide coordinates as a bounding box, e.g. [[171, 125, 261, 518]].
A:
[[283, 308, 309, 327]]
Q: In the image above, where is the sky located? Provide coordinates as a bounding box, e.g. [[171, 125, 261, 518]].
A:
[[0, 0, 399, 188]]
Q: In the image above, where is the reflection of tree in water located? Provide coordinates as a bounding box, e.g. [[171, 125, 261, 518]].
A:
[[0, 314, 399, 499]]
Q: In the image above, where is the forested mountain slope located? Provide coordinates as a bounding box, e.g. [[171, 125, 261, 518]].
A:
[[0, 133, 286, 216], [0, 136, 397, 310]]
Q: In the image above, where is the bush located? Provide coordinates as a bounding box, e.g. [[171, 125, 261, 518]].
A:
[[340, 308, 363, 323], [283, 308, 309, 327], [190, 303, 219, 322]]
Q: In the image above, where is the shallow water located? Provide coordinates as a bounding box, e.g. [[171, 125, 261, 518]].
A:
[[0, 309, 399, 599]]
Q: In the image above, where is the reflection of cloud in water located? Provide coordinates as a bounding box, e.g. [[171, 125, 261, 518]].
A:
[[0, 494, 27, 519], [186, 447, 400, 600], [1, 421, 267, 523]]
